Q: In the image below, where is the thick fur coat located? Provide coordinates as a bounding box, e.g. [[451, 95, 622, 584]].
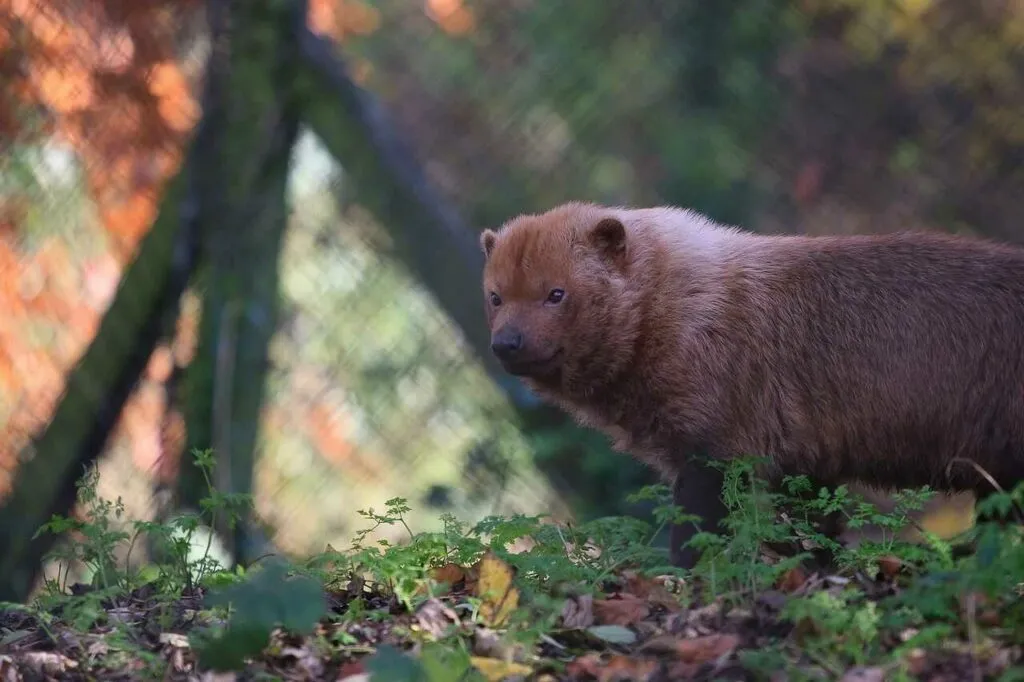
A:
[[479, 202, 1024, 567]]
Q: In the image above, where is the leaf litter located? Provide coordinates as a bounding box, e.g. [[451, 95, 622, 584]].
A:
[[2, 467, 1023, 681], [1, 544, 1022, 682]]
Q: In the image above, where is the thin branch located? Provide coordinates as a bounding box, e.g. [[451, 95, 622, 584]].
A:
[[291, 19, 539, 409]]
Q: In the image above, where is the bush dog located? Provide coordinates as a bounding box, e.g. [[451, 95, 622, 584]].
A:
[[479, 202, 1024, 568]]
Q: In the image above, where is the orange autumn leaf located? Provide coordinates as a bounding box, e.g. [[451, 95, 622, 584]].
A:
[[620, 571, 683, 612], [145, 61, 187, 99], [32, 63, 95, 113], [673, 633, 741, 664], [0, 0, 201, 256], [775, 565, 809, 593], [411, 561, 471, 599], [592, 594, 650, 627], [307, 0, 339, 37], [308, 0, 380, 41], [19, 7, 75, 52], [0, 0, 378, 500], [158, 95, 200, 133], [430, 563, 468, 591], [877, 555, 904, 579], [565, 653, 658, 682], [99, 194, 159, 256], [426, 0, 475, 35], [642, 632, 741, 664]]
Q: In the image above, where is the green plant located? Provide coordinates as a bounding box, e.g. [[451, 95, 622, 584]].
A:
[[783, 588, 882, 671], [8, 450, 1023, 679]]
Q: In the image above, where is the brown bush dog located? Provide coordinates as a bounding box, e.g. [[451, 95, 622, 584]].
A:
[[479, 201, 1024, 569]]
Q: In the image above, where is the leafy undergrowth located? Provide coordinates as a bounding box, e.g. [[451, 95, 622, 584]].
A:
[[2, 453, 1024, 681]]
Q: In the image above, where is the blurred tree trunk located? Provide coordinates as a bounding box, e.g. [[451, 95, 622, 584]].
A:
[[176, 0, 302, 565], [288, 26, 654, 522], [293, 26, 538, 410], [0, 149, 201, 604], [288, 23, 649, 520]]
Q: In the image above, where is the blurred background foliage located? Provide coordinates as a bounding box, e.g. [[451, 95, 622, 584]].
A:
[[1, 0, 1018, 591]]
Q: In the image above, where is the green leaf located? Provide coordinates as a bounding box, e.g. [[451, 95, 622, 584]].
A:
[[195, 558, 329, 671], [205, 558, 328, 636], [419, 642, 481, 682], [365, 644, 428, 682], [586, 624, 637, 645], [194, 621, 272, 672]]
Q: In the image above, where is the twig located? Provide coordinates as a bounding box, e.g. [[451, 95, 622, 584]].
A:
[[947, 457, 1024, 523]]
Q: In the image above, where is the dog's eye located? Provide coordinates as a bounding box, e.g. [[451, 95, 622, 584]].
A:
[[489, 292, 502, 307], [546, 288, 565, 304]]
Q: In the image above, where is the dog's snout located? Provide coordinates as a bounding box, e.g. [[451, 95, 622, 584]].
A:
[[491, 326, 524, 359]]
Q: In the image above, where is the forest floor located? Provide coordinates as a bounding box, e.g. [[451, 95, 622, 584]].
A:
[[1, 457, 1022, 681]]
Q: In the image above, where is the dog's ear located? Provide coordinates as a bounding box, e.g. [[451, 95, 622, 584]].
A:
[[585, 217, 627, 264], [480, 229, 498, 259]]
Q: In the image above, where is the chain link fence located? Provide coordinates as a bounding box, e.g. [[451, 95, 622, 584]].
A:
[[0, 0, 203, 523], [2, 0, 1020, 587]]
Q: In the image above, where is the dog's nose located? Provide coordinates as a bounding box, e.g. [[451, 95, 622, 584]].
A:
[[491, 326, 524, 359]]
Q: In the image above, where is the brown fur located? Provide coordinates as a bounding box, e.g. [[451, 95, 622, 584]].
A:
[[480, 202, 1024, 567]]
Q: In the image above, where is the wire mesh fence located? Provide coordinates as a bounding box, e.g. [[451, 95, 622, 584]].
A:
[[0, 0, 203, 512], [259, 141, 560, 556], [1, 0, 1021, 590]]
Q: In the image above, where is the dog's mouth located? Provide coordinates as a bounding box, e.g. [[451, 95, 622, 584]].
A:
[[501, 348, 564, 377]]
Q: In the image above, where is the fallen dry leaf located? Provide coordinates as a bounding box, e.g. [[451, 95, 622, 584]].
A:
[[20, 651, 78, 675], [344, 573, 367, 600], [775, 566, 809, 593], [564, 653, 603, 678], [280, 645, 326, 678], [169, 647, 187, 673], [621, 571, 682, 612], [475, 551, 519, 628], [336, 660, 368, 681], [158, 632, 189, 648], [680, 633, 741, 663], [565, 653, 658, 682], [415, 597, 460, 639], [86, 638, 111, 658], [473, 626, 526, 662], [592, 594, 650, 627], [839, 666, 885, 682], [469, 656, 533, 681], [431, 563, 468, 591], [560, 593, 595, 629], [639, 634, 683, 655], [877, 555, 903, 579], [918, 494, 975, 539], [665, 660, 703, 679], [0, 655, 17, 682]]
